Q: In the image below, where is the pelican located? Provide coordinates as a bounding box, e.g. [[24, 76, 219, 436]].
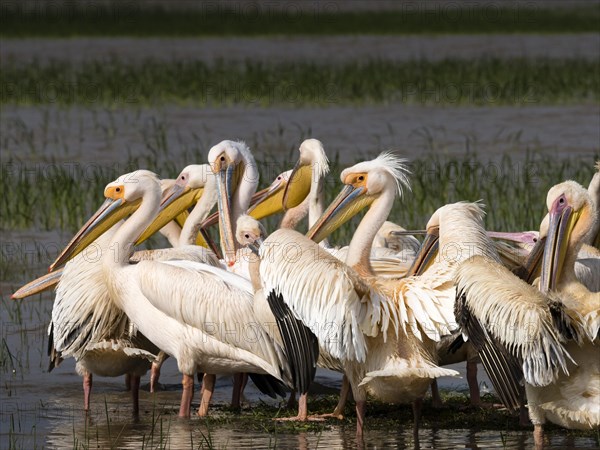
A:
[[454, 180, 599, 448], [51, 165, 300, 417], [34, 173, 219, 413], [260, 153, 458, 439]]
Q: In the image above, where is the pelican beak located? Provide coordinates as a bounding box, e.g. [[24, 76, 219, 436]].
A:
[[306, 184, 372, 243], [540, 200, 581, 293], [12, 268, 63, 300], [405, 228, 439, 277], [247, 174, 288, 220], [248, 237, 264, 256], [487, 231, 539, 246], [135, 183, 204, 245], [214, 161, 238, 265], [511, 236, 546, 283], [49, 194, 139, 271], [282, 159, 313, 211]]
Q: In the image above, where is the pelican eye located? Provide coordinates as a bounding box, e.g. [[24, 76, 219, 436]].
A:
[[115, 187, 121, 193], [559, 197, 565, 204], [220, 156, 226, 162], [244, 234, 250, 239], [358, 175, 365, 181], [277, 176, 282, 180]]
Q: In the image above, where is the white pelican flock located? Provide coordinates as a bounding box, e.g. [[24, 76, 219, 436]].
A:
[[12, 141, 599, 447]]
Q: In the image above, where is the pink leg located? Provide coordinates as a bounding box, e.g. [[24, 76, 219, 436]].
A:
[[231, 373, 247, 410], [131, 374, 141, 415], [412, 397, 423, 445], [149, 363, 161, 393], [534, 424, 544, 450], [466, 361, 481, 406], [83, 372, 93, 412], [356, 400, 366, 439], [198, 374, 215, 417], [178, 374, 194, 418], [430, 379, 443, 408], [275, 392, 325, 421], [311, 374, 349, 420]]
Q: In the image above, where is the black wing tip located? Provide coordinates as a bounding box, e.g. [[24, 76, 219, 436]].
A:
[[266, 290, 319, 395], [248, 373, 287, 399]]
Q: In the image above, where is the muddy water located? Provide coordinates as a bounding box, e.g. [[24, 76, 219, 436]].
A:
[[2, 104, 598, 168]]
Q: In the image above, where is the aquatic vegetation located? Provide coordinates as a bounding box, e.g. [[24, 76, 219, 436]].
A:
[[1, 149, 596, 238], [2, 4, 598, 37], [2, 58, 598, 106]]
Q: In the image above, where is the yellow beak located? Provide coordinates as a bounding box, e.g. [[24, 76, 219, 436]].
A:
[[135, 184, 205, 245], [282, 160, 313, 210], [306, 184, 373, 243], [540, 204, 581, 292], [49, 196, 140, 271], [12, 269, 63, 300]]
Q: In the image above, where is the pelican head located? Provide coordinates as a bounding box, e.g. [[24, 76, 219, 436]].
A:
[[283, 138, 330, 211], [307, 152, 410, 243], [236, 214, 267, 256], [207, 140, 258, 265], [540, 180, 596, 292], [135, 164, 213, 243], [50, 170, 160, 271]]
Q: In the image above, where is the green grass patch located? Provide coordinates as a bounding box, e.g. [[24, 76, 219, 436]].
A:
[[2, 58, 598, 107], [2, 5, 599, 37], [1, 151, 596, 241]]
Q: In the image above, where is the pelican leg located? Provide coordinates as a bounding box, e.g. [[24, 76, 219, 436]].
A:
[[286, 389, 297, 409], [149, 363, 161, 393], [231, 373, 247, 411], [466, 361, 481, 406], [430, 379, 443, 408], [412, 397, 423, 446], [150, 351, 169, 393], [83, 372, 93, 412], [179, 374, 194, 418], [275, 393, 324, 421], [356, 400, 366, 439], [198, 374, 215, 417], [533, 424, 544, 450], [310, 374, 349, 420], [130, 374, 141, 416], [125, 373, 132, 391]]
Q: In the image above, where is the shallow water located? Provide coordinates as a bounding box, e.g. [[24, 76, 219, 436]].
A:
[[1, 283, 598, 449], [2, 34, 599, 66], [2, 104, 598, 169]]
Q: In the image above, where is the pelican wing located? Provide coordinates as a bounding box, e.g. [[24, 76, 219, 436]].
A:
[[385, 272, 456, 341], [52, 237, 128, 360], [134, 259, 288, 378], [260, 229, 398, 364], [267, 291, 319, 394], [454, 256, 575, 397]]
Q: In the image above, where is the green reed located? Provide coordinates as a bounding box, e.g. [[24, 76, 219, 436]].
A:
[[2, 58, 598, 107]]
